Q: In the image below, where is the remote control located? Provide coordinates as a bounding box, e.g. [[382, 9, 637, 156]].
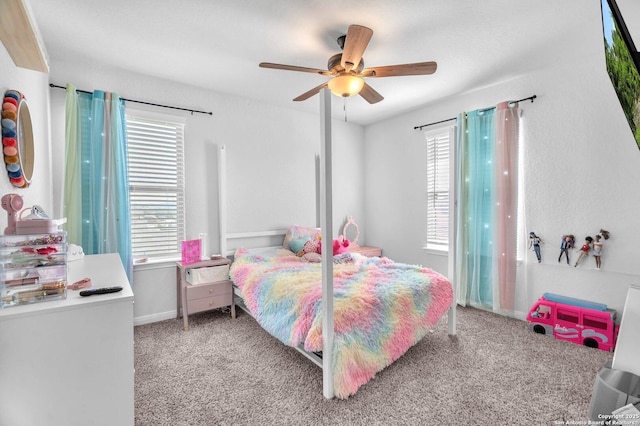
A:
[[79, 286, 123, 297]]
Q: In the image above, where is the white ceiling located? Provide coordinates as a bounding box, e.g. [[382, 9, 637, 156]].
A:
[[29, 0, 600, 125]]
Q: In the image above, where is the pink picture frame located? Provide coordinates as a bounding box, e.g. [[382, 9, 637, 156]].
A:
[[181, 239, 201, 265]]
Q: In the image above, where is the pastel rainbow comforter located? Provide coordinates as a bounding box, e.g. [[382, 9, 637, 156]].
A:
[[229, 248, 453, 399]]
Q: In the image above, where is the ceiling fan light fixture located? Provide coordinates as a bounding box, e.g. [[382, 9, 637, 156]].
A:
[[328, 74, 364, 97]]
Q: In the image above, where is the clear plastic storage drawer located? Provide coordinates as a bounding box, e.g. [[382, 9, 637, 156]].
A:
[[1, 232, 68, 307]]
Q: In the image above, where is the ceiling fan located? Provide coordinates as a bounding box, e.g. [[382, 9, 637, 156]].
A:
[[259, 24, 437, 104]]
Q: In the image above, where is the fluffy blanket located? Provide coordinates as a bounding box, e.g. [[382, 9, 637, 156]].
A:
[[229, 248, 453, 399]]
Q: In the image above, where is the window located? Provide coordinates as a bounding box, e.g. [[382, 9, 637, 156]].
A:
[[125, 112, 185, 260], [557, 310, 579, 324], [583, 316, 608, 330], [424, 126, 454, 251]]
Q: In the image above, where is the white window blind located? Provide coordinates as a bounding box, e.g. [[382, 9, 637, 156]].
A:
[[125, 113, 185, 259], [425, 127, 452, 251]]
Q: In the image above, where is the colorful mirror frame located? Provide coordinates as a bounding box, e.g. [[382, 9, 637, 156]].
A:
[[1, 90, 34, 188]]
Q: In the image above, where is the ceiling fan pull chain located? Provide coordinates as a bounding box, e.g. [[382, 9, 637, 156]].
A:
[[344, 98, 348, 122]]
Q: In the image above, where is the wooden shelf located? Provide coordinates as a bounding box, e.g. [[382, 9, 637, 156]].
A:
[[0, 0, 49, 72]]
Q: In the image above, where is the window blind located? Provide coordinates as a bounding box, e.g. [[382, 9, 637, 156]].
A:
[[425, 130, 450, 250], [125, 115, 185, 259]]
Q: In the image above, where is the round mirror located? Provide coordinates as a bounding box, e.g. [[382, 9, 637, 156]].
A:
[[342, 216, 360, 247], [2, 90, 34, 188]]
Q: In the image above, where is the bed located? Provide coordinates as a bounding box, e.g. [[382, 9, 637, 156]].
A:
[[218, 92, 456, 399], [227, 226, 454, 399]]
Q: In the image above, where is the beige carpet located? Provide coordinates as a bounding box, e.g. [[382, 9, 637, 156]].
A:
[[134, 306, 611, 425]]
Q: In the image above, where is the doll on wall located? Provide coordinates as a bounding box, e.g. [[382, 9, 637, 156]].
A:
[[592, 229, 610, 270], [574, 236, 593, 267], [528, 232, 543, 263], [557, 234, 575, 265]]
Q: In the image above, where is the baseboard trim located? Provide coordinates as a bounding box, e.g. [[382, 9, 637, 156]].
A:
[[134, 310, 177, 326]]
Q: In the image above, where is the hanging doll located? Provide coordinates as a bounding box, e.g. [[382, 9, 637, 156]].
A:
[[528, 232, 543, 263], [592, 229, 610, 270], [574, 236, 593, 267], [557, 234, 575, 265]]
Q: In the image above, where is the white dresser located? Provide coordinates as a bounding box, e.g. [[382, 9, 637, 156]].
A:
[[0, 253, 134, 426], [612, 284, 640, 377]]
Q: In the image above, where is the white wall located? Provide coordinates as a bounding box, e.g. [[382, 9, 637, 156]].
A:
[[0, 46, 52, 231], [9, 0, 640, 325], [363, 3, 640, 317], [618, 0, 640, 44], [46, 60, 366, 324]]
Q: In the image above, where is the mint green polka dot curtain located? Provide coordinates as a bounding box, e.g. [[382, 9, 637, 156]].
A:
[[455, 102, 519, 314], [63, 84, 133, 281]]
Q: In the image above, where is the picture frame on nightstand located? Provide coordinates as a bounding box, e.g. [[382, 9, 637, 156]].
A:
[[181, 239, 201, 265]]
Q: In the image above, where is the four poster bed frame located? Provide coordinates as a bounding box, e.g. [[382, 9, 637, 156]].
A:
[[218, 89, 457, 399]]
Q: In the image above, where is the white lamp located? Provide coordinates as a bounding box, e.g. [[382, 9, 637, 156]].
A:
[[328, 74, 364, 97]]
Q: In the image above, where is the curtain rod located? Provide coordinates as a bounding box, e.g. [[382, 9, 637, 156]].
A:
[[49, 83, 213, 116], [413, 94, 537, 130]]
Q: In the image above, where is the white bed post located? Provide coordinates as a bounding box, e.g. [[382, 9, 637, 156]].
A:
[[447, 126, 457, 335], [218, 145, 228, 258], [319, 88, 335, 399], [315, 154, 320, 228]]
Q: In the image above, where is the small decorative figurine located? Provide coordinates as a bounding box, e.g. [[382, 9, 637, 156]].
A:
[[592, 235, 603, 270], [558, 234, 575, 265], [592, 229, 610, 270], [528, 232, 543, 263], [574, 236, 593, 267]]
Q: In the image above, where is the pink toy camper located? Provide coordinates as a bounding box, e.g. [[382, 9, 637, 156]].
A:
[[527, 293, 618, 352]]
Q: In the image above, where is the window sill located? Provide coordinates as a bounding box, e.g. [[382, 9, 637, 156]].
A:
[[422, 247, 449, 257], [133, 256, 180, 271]]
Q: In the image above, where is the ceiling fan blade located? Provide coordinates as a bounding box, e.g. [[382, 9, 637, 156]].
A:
[[341, 25, 373, 72], [359, 82, 384, 104], [360, 61, 437, 78], [259, 62, 331, 76], [293, 83, 329, 102]]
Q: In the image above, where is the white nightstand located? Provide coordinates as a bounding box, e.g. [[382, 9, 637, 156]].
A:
[[349, 245, 382, 257]]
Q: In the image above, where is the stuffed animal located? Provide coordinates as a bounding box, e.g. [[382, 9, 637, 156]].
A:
[[318, 235, 350, 256], [300, 238, 320, 256], [333, 235, 350, 255]]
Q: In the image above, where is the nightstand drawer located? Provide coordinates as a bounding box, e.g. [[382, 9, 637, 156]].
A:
[[187, 294, 233, 314], [186, 280, 232, 301]]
